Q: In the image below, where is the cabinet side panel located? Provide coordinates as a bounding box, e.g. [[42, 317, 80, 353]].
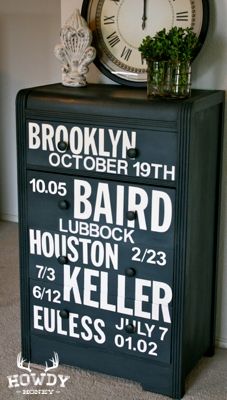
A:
[[183, 102, 224, 373], [16, 90, 31, 360]]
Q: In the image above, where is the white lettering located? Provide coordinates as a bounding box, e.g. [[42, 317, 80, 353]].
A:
[[151, 190, 172, 232], [28, 122, 40, 149], [28, 122, 136, 159], [152, 281, 173, 323], [73, 180, 173, 232]]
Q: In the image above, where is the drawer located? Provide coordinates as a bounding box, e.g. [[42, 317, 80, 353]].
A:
[[27, 171, 176, 248], [29, 238, 174, 300], [30, 281, 172, 363], [29, 240, 174, 290], [27, 120, 177, 182]]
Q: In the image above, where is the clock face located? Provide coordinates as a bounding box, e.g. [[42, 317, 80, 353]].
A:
[[81, 0, 209, 86]]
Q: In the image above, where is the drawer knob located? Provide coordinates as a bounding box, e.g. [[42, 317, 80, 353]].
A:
[[57, 141, 68, 151], [125, 323, 136, 334], [58, 255, 68, 264], [59, 309, 69, 319], [58, 200, 69, 210], [127, 148, 138, 159], [126, 211, 137, 221], [125, 268, 136, 277]]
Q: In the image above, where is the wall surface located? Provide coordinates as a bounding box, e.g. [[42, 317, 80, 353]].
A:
[[0, 0, 61, 221], [61, 0, 227, 349]]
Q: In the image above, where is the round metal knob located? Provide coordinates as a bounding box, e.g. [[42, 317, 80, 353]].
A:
[[57, 141, 68, 151], [127, 148, 138, 159], [58, 200, 69, 210], [125, 268, 136, 277], [125, 323, 136, 334], [58, 255, 68, 265], [59, 309, 69, 319], [126, 211, 137, 221]]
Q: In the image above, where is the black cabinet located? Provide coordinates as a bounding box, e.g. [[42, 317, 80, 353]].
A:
[[16, 84, 224, 398]]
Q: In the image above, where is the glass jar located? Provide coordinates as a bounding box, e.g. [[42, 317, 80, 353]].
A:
[[147, 60, 191, 99]]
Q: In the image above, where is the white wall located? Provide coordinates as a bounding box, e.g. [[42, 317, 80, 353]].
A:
[[0, 0, 61, 221], [189, 0, 227, 351], [61, 0, 227, 348]]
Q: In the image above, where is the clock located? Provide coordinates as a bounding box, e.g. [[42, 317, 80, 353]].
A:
[[81, 0, 209, 87]]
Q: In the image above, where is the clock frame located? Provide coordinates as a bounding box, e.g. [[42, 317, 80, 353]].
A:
[[81, 0, 209, 86]]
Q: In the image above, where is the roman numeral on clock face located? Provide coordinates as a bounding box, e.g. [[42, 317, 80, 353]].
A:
[[107, 31, 120, 47], [176, 11, 189, 21], [110, 0, 120, 5], [121, 46, 132, 61], [103, 15, 115, 24], [141, 55, 145, 65]]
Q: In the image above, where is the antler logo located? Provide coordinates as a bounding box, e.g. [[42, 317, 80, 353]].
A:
[[17, 353, 32, 373], [44, 352, 59, 373], [16, 352, 60, 374], [7, 352, 70, 394]]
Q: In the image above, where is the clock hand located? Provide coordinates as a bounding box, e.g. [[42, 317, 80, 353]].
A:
[[142, 0, 147, 30]]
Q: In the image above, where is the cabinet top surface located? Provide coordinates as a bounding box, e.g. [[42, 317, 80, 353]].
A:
[[18, 83, 224, 121]]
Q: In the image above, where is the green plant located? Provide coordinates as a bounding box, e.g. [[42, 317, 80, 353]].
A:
[[139, 27, 199, 62]]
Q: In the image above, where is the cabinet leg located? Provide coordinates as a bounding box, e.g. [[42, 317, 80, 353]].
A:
[[141, 384, 184, 399], [204, 345, 215, 357]]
